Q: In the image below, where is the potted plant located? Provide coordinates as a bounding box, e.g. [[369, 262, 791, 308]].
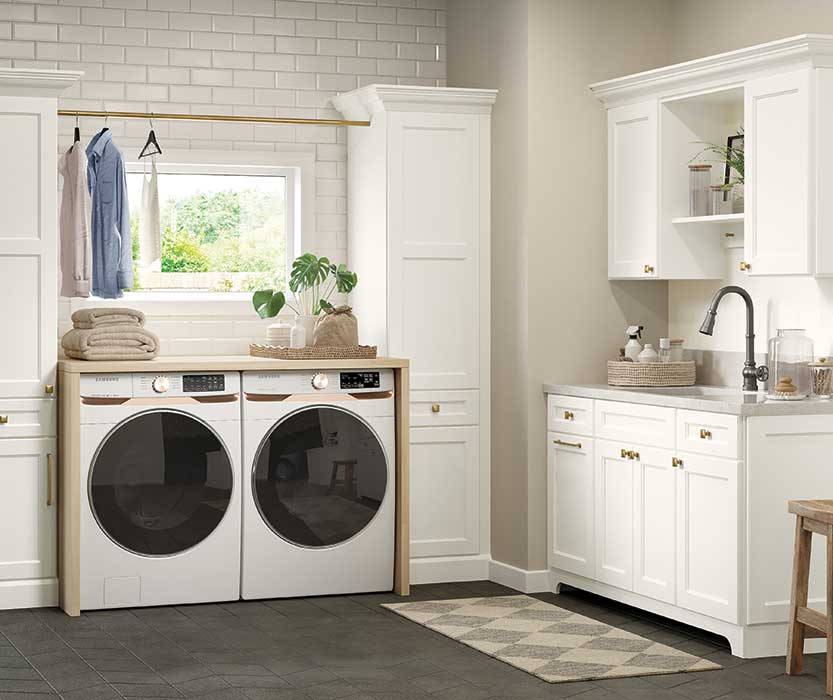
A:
[[691, 128, 745, 212], [252, 253, 358, 346]]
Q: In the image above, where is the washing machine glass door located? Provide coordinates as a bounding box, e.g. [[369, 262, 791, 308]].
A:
[[253, 406, 388, 548], [90, 410, 233, 556]]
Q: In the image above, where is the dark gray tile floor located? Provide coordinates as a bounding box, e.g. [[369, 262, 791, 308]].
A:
[[0, 581, 826, 700]]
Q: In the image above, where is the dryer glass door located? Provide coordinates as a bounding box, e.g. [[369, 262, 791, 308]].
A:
[[89, 410, 233, 556], [253, 406, 388, 547]]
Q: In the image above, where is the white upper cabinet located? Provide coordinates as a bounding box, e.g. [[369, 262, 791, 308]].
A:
[[593, 34, 833, 280], [607, 102, 658, 279]]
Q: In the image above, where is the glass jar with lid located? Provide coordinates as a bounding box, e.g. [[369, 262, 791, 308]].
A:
[[766, 329, 814, 400], [811, 357, 833, 399], [689, 164, 712, 217]]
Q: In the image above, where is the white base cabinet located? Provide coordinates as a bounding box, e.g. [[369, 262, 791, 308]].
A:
[[547, 393, 830, 658]]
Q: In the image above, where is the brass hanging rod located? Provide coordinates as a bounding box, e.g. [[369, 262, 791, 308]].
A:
[[57, 109, 370, 127]]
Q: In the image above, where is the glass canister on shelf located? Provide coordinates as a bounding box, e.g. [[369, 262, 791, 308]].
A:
[[689, 164, 712, 217], [811, 357, 833, 399], [669, 339, 685, 362], [766, 329, 814, 400], [710, 184, 734, 216]]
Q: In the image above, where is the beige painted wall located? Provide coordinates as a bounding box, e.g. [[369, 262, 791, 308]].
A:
[[447, 0, 671, 571]]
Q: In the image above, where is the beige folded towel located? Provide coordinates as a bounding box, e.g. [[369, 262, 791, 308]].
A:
[[61, 325, 159, 361], [71, 307, 145, 329]]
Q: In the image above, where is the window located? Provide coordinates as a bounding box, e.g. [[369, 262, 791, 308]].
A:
[[125, 161, 296, 293]]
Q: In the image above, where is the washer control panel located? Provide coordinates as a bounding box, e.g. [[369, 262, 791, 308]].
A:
[[183, 374, 226, 393], [340, 371, 381, 389], [243, 369, 393, 396], [80, 372, 239, 398]]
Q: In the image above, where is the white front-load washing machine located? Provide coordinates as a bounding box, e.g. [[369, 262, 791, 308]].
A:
[[241, 368, 395, 599], [79, 372, 241, 610]]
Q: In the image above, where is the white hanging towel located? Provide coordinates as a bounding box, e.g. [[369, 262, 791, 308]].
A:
[[138, 157, 161, 271], [58, 142, 92, 297]]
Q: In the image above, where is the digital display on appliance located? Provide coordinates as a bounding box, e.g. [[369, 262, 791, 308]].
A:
[[340, 372, 381, 389], [183, 374, 225, 392]]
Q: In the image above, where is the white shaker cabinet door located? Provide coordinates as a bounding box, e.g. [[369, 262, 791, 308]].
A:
[[595, 441, 634, 591], [409, 426, 479, 558], [607, 101, 658, 280], [632, 446, 676, 604], [0, 438, 56, 581], [548, 433, 594, 578], [386, 111, 484, 391], [745, 70, 811, 275], [0, 98, 57, 399], [675, 454, 739, 623]]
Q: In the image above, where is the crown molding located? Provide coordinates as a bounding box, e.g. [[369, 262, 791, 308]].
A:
[[332, 84, 498, 121], [591, 34, 833, 105], [0, 69, 83, 98]]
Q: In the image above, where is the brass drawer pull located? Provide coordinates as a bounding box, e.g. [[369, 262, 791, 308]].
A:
[[627, 450, 640, 460], [553, 439, 582, 449], [46, 453, 54, 507], [700, 428, 712, 440], [644, 264, 654, 274], [621, 448, 628, 459], [0, 415, 7, 425], [672, 457, 683, 468], [44, 384, 54, 395], [431, 403, 441, 413], [740, 261, 751, 272], [563, 410, 574, 420]]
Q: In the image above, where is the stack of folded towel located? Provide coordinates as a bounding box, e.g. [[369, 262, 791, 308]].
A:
[[61, 308, 160, 361]]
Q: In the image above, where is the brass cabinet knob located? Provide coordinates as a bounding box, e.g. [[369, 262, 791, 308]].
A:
[[672, 457, 683, 468], [563, 410, 574, 420], [700, 428, 712, 439], [44, 384, 54, 395], [740, 261, 751, 272], [629, 450, 640, 460], [620, 448, 628, 459], [0, 416, 7, 425], [431, 403, 441, 413], [644, 264, 655, 274]]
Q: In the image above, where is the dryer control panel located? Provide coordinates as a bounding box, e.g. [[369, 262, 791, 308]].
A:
[[80, 372, 240, 398], [243, 369, 394, 396]]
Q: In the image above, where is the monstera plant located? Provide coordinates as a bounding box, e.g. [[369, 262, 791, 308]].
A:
[[252, 252, 358, 319]]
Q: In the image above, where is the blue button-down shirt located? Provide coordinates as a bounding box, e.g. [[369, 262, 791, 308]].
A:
[[86, 130, 133, 299]]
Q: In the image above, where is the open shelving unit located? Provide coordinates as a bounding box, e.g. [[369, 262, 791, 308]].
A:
[[671, 213, 744, 225]]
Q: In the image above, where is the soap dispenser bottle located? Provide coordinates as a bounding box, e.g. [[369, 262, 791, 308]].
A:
[[624, 325, 643, 362]]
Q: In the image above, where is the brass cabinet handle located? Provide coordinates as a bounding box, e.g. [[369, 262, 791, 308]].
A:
[[643, 264, 654, 274], [431, 403, 441, 413], [46, 453, 54, 507], [700, 428, 712, 439], [628, 450, 640, 460], [44, 384, 54, 395], [0, 415, 7, 425], [563, 410, 574, 420], [740, 261, 751, 272], [553, 439, 582, 449], [672, 457, 683, 468], [621, 448, 628, 459]]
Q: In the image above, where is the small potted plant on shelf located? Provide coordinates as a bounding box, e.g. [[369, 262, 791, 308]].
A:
[[252, 252, 358, 347], [691, 127, 745, 213]]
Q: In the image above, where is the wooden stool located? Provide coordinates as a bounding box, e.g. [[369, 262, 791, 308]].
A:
[[786, 499, 833, 695], [328, 459, 357, 498]]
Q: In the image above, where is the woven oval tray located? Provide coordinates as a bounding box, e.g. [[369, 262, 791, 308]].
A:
[[607, 360, 696, 387], [249, 344, 378, 360]]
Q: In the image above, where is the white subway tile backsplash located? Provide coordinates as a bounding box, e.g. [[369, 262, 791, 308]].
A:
[[14, 22, 58, 41], [169, 12, 211, 30], [126, 10, 168, 28], [316, 3, 355, 22], [169, 47, 212, 66], [211, 14, 252, 33], [357, 40, 395, 58], [212, 85, 255, 102], [81, 43, 124, 62], [147, 28, 189, 47], [317, 37, 355, 56], [253, 17, 294, 35], [232, 33, 273, 52], [36, 5, 79, 23], [275, 1, 316, 19], [275, 35, 316, 54], [211, 49, 253, 68], [80, 7, 125, 25], [125, 45, 169, 64], [233, 0, 274, 17], [397, 8, 435, 25], [192, 30, 233, 50], [190, 0, 233, 15], [0, 6, 36, 22], [357, 6, 396, 24], [253, 52, 294, 70], [102, 26, 146, 45]]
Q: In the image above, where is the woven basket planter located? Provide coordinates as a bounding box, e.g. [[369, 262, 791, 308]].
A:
[[607, 360, 696, 387], [249, 344, 377, 360]]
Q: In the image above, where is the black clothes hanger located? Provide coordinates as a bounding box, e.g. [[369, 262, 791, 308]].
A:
[[139, 117, 162, 158], [73, 114, 80, 143]]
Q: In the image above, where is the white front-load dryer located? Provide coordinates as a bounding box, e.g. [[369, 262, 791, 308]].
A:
[[79, 372, 241, 610], [241, 369, 395, 599]]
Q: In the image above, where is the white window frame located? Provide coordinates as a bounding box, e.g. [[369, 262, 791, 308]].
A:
[[68, 147, 315, 317]]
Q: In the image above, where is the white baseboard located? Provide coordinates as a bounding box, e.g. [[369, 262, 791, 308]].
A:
[[488, 560, 549, 593], [0, 578, 57, 610], [410, 555, 490, 584]]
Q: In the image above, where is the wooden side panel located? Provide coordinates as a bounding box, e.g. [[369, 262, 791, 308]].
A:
[[393, 366, 410, 595], [58, 370, 80, 616]]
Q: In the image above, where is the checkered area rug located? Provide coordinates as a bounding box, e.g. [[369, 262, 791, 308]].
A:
[[383, 595, 721, 683]]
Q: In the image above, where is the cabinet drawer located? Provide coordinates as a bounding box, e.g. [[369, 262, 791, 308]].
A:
[[676, 410, 740, 459], [595, 400, 674, 448], [410, 391, 479, 427], [548, 395, 593, 436], [0, 399, 55, 439]]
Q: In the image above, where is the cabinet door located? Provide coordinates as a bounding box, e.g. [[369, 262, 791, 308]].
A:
[[608, 101, 658, 279], [387, 111, 484, 391], [595, 441, 633, 590], [409, 426, 479, 558], [548, 433, 594, 577], [0, 97, 57, 399], [0, 438, 56, 581], [676, 454, 738, 623], [632, 447, 676, 604], [745, 70, 811, 275]]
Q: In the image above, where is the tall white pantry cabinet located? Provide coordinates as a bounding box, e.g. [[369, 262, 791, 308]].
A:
[[0, 69, 80, 609], [333, 86, 496, 583]]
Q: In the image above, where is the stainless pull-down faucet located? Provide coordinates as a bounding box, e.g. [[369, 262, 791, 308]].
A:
[[699, 285, 769, 392]]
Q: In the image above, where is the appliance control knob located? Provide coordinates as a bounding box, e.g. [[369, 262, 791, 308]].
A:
[[311, 373, 329, 390], [152, 375, 171, 393]]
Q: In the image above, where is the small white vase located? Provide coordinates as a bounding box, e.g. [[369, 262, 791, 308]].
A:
[[293, 314, 318, 348]]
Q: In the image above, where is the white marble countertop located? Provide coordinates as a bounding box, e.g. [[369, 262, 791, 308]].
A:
[[543, 383, 833, 416]]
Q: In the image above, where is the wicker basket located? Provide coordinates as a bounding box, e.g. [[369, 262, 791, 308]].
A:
[[607, 360, 696, 387], [249, 344, 377, 360]]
